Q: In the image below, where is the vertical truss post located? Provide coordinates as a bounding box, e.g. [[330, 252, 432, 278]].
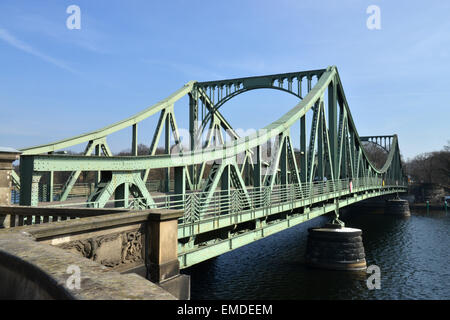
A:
[[254, 145, 261, 188], [300, 115, 307, 183], [48, 171, 54, 202], [393, 151, 399, 182], [297, 76, 302, 97], [95, 144, 101, 186], [280, 137, 288, 202], [132, 123, 138, 156], [244, 156, 250, 186], [320, 107, 333, 181], [336, 105, 346, 180], [165, 113, 171, 193], [318, 106, 324, 181], [397, 151, 400, 181], [189, 91, 198, 189], [328, 77, 338, 181], [173, 166, 185, 210], [356, 148, 361, 179], [349, 130, 355, 178], [46, 151, 54, 203], [221, 165, 230, 215], [342, 124, 348, 179], [254, 145, 262, 208], [280, 138, 288, 186]]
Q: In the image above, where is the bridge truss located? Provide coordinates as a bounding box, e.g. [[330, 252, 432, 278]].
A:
[[12, 66, 408, 267]]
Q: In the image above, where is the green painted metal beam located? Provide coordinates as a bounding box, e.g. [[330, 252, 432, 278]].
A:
[[16, 65, 408, 212], [178, 186, 405, 269], [20, 81, 197, 155]]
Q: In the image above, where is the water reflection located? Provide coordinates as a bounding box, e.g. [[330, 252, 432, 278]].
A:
[[183, 210, 450, 300]]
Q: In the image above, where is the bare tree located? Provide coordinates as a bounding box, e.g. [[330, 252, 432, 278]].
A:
[[362, 141, 388, 170], [405, 142, 450, 186]]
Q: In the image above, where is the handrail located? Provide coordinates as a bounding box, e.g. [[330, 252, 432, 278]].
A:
[[35, 178, 406, 223]]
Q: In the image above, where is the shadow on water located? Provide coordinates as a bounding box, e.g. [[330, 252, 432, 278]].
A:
[[183, 208, 450, 300]]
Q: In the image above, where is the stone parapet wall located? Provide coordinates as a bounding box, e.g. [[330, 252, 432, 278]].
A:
[[55, 226, 145, 269], [10, 210, 151, 272], [0, 231, 175, 300]]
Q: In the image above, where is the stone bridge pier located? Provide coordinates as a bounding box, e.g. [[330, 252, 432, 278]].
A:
[[146, 210, 190, 299], [0, 206, 190, 299], [0, 148, 21, 227]]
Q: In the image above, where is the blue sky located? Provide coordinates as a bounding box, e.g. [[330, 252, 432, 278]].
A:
[[0, 0, 449, 160]]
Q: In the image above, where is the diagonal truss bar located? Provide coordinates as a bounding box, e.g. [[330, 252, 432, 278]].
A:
[[264, 132, 288, 191], [59, 138, 106, 201], [307, 100, 322, 183], [23, 66, 407, 205]]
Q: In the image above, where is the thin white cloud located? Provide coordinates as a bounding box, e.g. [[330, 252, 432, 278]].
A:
[[14, 13, 109, 54], [0, 28, 79, 74]]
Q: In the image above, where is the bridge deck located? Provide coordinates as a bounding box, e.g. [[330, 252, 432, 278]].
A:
[[27, 178, 406, 269], [177, 185, 402, 268]]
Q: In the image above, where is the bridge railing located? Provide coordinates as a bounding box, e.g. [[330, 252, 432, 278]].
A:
[[0, 206, 131, 228], [175, 177, 403, 223], [33, 177, 406, 226]]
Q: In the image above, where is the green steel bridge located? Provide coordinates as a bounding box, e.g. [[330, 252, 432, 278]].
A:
[[11, 66, 407, 268]]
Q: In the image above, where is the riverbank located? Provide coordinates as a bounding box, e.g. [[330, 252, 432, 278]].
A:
[[410, 202, 448, 211]]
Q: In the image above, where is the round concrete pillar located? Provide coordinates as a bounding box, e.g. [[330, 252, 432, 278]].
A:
[[385, 199, 410, 216], [305, 225, 367, 271]]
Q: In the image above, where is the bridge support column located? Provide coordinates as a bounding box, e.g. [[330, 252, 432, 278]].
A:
[[305, 224, 367, 271], [147, 209, 190, 299], [385, 198, 410, 216], [0, 148, 21, 228]]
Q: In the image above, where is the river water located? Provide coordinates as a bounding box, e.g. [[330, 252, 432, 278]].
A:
[[182, 209, 450, 300]]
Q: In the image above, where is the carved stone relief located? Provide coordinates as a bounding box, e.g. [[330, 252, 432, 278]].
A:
[[56, 227, 144, 268]]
